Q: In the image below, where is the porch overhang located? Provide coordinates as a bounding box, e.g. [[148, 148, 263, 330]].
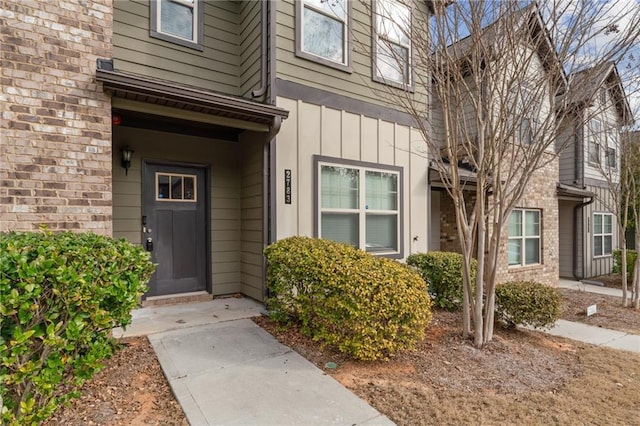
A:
[[96, 61, 289, 132], [428, 163, 479, 189], [557, 182, 594, 200]]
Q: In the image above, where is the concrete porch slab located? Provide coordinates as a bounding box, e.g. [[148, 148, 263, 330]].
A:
[[113, 296, 263, 338]]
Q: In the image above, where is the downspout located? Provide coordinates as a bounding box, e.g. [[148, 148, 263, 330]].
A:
[[573, 196, 595, 280], [262, 0, 280, 300], [251, 0, 268, 99], [262, 116, 282, 299]]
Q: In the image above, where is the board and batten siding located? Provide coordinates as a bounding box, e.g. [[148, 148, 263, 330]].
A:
[[274, 96, 429, 258], [112, 126, 264, 297], [113, 0, 261, 97], [275, 0, 429, 112], [582, 182, 617, 278]]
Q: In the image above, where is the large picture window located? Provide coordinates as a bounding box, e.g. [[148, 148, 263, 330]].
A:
[[593, 213, 613, 257], [374, 0, 411, 87], [316, 157, 402, 256], [151, 0, 203, 50], [507, 209, 541, 266], [296, 0, 350, 71]]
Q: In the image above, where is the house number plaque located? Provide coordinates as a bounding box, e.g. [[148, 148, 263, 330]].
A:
[[285, 169, 292, 204]]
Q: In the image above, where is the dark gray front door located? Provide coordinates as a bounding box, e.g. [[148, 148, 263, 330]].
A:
[[143, 162, 207, 297]]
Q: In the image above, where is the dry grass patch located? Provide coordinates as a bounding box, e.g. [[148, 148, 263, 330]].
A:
[[560, 288, 640, 335], [255, 310, 640, 425]]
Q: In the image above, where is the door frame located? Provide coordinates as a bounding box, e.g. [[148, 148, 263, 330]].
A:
[[141, 158, 212, 296]]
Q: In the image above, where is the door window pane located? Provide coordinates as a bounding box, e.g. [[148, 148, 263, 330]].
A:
[[158, 174, 170, 199], [171, 176, 182, 199], [184, 176, 195, 200], [321, 213, 358, 247], [366, 214, 397, 252], [156, 173, 197, 202]]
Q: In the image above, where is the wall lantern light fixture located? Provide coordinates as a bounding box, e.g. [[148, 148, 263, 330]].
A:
[[121, 148, 134, 176]]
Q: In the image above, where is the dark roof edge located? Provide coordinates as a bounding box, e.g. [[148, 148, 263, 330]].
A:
[[96, 67, 289, 121], [556, 182, 594, 198]]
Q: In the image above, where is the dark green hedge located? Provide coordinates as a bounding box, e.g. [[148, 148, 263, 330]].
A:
[[0, 231, 155, 425], [612, 249, 637, 278], [406, 251, 477, 310], [495, 281, 561, 330], [264, 237, 432, 361]]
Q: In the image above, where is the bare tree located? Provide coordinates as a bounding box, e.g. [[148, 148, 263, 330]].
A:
[[359, 0, 640, 346], [624, 130, 640, 308]]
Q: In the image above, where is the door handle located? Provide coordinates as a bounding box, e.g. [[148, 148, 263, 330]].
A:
[[146, 237, 154, 252]]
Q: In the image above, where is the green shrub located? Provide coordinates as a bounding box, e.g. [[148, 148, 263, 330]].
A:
[[494, 281, 561, 330], [612, 249, 637, 278], [264, 237, 432, 361], [0, 231, 155, 425], [406, 251, 477, 310]]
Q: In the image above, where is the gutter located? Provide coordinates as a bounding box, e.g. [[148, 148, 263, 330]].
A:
[[263, 0, 280, 300], [251, 0, 268, 99], [573, 196, 595, 280]]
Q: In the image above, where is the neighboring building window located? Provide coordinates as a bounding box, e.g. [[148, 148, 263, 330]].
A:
[[507, 209, 541, 266], [606, 147, 616, 168], [593, 213, 613, 257], [150, 0, 204, 50], [511, 85, 535, 144], [599, 87, 607, 105], [588, 118, 602, 164], [296, 0, 351, 71], [374, 0, 411, 87], [316, 157, 402, 256], [605, 129, 618, 168]]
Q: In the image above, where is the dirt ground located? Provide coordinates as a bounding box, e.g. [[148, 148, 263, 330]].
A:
[[47, 287, 640, 425], [559, 288, 640, 334]]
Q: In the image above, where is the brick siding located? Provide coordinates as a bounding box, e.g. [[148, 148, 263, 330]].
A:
[[0, 0, 113, 234], [435, 154, 559, 287]]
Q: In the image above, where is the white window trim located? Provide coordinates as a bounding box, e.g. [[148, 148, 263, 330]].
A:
[[373, 0, 413, 89], [314, 155, 403, 258], [508, 208, 541, 267], [150, 0, 204, 51], [593, 212, 613, 258], [295, 0, 352, 73]]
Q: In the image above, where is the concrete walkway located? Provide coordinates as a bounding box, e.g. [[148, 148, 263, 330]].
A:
[[551, 279, 640, 353], [117, 298, 393, 426], [115, 280, 637, 425]]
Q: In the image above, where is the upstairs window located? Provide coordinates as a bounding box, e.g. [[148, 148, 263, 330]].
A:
[[605, 129, 618, 169], [315, 157, 402, 257], [588, 118, 602, 165], [296, 0, 351, 71], [374, 0, 412, 87], [606, 147, 617, 168], [509, 84, 536, 144], [508, 209, 541, 267], [593, 213, 613, 257], [151, 0, 204, 50]]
